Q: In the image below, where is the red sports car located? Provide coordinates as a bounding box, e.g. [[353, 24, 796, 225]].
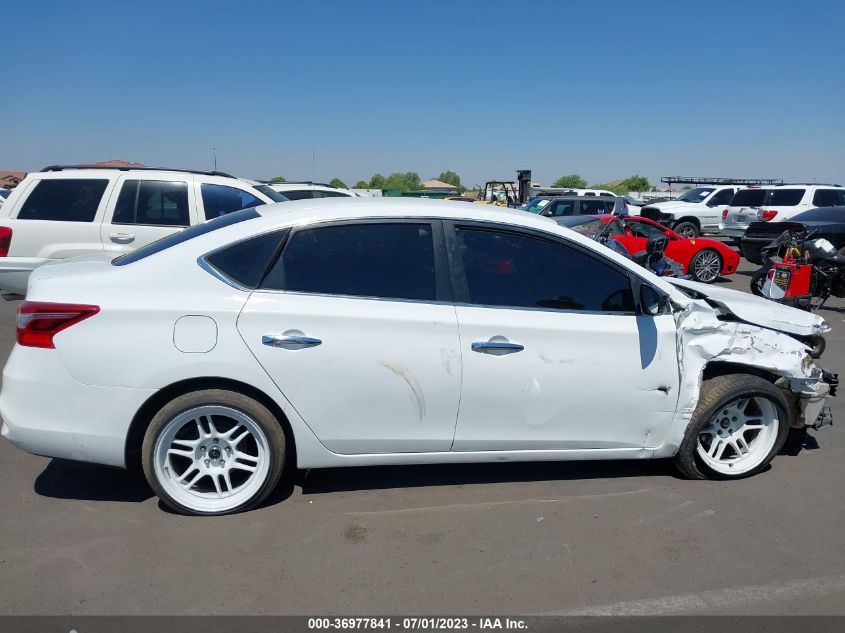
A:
[[564, 215, 740, 283]]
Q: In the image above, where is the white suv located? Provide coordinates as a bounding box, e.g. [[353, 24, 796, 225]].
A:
[[731, 184, 845, 230], [268, 181, 357, 200], [640, 185, 740, 237], [0, 165, 287, 296]]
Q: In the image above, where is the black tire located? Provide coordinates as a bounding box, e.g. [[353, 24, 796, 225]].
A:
[[780, 427, 807, 456], [673, 374, 790, 480], [750, 268, 767, 296], [689, 248, 723, 283], [141, 389, 286, 516], [673, 221, 699, 238]]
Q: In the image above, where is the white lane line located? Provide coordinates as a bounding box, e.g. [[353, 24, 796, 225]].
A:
[[547, 573, 845, 615]]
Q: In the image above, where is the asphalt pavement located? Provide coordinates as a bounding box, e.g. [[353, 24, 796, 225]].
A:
[[1, 257, 844, 615]]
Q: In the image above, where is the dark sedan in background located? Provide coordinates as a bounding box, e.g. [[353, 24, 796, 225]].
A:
[[741, 206, 845, 264]]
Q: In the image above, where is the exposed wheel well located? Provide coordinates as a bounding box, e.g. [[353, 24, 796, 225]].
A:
[[124, 377, 297, 473], [702, 361, 781, 384], [673, 216, 701, 228]]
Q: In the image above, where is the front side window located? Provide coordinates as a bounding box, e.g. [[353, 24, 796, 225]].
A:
[[262, 222, 437, 301], [767, 189, 805, 206], [113, 180, 189, 226], [455, 227, 635, 312], [812, 189, 845, 207], [580, 199, 614, 215], [708, 188, 735, 206], [17, 179, 109, 222], [201, 184, 264, 219]]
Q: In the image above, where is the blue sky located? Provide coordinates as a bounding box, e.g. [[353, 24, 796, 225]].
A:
[[2, 0, 843, 188]]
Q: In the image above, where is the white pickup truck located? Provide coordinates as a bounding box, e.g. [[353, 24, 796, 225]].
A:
[[0, 166, 286, 296], [639, 185, 740, 237]]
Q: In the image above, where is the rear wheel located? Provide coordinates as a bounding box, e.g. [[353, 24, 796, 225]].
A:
[[142, 389, 286, 515], [689, 248, 722, 283], [673, 374, 789, 480], [673, 221, 699, 238]]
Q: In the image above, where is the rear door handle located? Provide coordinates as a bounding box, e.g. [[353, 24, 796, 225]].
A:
[[109, 232, 135, 244], [471, 341, 524, 354], [262, 334, 322, 349]]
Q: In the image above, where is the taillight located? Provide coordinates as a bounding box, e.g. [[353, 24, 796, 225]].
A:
[[760, 210, 778, 221], [721, 208, 729, 220], [0, 226, 12, 257], [16, 301, 100, 348]]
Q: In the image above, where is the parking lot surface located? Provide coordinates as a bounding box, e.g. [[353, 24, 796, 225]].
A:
[[1, 258, 845, 615]]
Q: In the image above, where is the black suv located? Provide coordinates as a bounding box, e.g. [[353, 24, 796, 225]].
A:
[[522, 195, 626, 218]]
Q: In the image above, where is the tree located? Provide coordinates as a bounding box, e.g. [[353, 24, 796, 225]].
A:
[[354, 180, 369, 189], [621, 175, 650, 192], [270, 176, 286, 183], [329, 178, 347, 189], [590, 182, 627, 195], [383, 171, 421, 191], [436, 170, 464, 192], [369, 173, 386, 189], [552, 174, 587, 188]]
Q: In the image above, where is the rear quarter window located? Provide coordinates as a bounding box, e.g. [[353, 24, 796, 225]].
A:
[[17, 179, 109, 222]]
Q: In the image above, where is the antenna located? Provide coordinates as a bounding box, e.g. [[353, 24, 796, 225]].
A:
[[212, 147, 217, 171], [312, 146, 316, 181]]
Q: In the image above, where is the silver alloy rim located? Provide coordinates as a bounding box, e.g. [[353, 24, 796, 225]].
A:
[[679, 225, 697, 238], [693, 250, 721, 282], [153, 405, 270, 513], [696, 396, 780, 475]]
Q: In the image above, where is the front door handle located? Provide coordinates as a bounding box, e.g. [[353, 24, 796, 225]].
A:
[[262, 334, 322, 349], [109, 232, 135, 244], [471, 341, 524, 354]]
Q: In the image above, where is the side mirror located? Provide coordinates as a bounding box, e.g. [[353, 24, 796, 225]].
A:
[[640, 284, 665, 316]]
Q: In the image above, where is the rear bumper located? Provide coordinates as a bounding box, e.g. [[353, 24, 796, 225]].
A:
[[0, 345, 155, 467], [720, 226, 747, 238]]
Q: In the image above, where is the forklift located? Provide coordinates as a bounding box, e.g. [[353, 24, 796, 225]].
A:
[[475, 170, 532, 207]]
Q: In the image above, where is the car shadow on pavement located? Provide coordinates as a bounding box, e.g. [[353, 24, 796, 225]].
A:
[[34, 458, 154, 503], [296, 459, 676, 495]]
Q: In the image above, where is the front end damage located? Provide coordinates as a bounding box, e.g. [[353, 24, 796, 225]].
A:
[[657, 293, 835, 456]]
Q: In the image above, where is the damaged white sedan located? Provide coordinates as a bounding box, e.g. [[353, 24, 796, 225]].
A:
[[0, 199, 836, 515]]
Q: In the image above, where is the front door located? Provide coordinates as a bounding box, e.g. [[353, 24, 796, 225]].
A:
[[237, 220, 462, 454], [447, 223, 680, 451]]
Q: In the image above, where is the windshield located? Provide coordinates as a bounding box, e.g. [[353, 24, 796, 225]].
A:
[[676, 187, 715, 203], [0, 189, 9, 199], [522, 198, 551, 213], [254, 185, 288, 202], [792, 207, 845, 223]]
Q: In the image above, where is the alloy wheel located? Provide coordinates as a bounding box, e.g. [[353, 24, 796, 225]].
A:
[[153, 405, 271, 514], [693, 250, 721, 283]]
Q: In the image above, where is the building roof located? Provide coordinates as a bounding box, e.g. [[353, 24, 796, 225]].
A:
[[0, 171, 26, 188], [421, 179, 458, 190], [87, 160, 146, 167]]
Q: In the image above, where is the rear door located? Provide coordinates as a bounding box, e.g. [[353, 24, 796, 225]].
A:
[[100, 174, 197, 256], [236, 219, 462, 454]]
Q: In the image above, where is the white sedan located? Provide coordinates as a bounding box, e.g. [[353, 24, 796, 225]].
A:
[[0, 199, 835, 515]]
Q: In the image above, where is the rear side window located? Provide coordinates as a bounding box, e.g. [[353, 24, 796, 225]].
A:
[[17, 179, 108, 222], [277, 189, 315, 200], [113, 207, 259, 266], [812, 189, 845, 207], [454, 227, 634, 312], [767, 189, 805, 206], [730, 189, 767, 206], [547, 200, 576, 216], [204, 230, 287, 288], [262, 222, 437, 301], [113, 180, 189, 226], [201, 184, 264, 219], [316, 190, 352, 198]]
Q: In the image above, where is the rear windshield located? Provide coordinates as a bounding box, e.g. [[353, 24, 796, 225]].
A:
[[253, 185, 288, 202], [791, 207, 845, 223], [730, 189, 768, 207], [112, 207, 259, 266], [767, 189, 805, 206]]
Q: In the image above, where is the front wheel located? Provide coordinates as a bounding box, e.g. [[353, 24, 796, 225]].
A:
[[689, 248, 722, 283], [750, 268, 768, 296], [673, 374, 790, 480], [142, 389, 286, 515]]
